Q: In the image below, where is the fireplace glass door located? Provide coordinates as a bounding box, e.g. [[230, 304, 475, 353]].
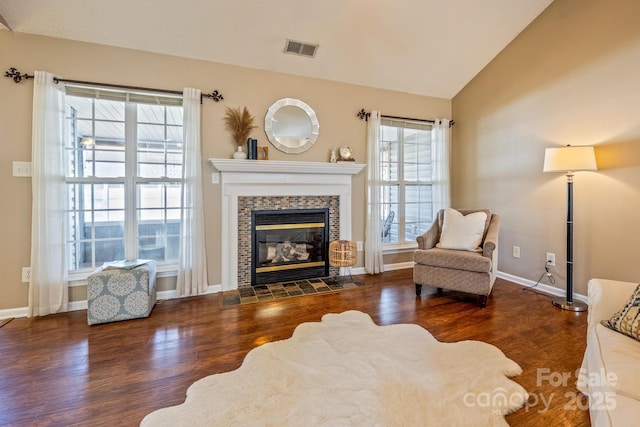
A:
[[251, 209, 329, 285]]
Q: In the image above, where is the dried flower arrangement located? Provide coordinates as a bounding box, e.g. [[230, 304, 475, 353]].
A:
[[223, 106, 257, 147]]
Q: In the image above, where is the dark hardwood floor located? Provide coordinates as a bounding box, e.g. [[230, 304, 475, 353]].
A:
[[0, 269, 589, 426]]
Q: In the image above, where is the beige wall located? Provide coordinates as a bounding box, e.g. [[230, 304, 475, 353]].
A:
[[0, 31, 450, 310], [452, 0, 640, 295]]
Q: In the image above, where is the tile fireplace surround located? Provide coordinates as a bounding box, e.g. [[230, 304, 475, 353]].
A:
[[210, 159, 365, 291]]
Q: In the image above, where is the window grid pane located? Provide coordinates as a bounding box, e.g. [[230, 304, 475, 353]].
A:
[[380, 185, 399, 243], [405, 184, 432, 242], [137, 104, 183, 179], [136, 183, 181, 262], [380, 131, 399, 182], [67, 182, 126, 270]]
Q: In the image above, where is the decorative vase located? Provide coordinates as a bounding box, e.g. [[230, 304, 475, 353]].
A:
[[232, 146, 247, 159]]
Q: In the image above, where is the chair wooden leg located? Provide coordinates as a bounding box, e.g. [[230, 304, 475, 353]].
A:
[[415, 284, 422, 296], [479, 295, 488, 308]]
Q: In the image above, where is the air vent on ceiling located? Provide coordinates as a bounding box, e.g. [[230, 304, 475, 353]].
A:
[[284, 39, 318, 58]]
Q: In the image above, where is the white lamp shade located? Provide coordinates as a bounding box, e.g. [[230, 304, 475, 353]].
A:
[[543, 146, 597, 173]]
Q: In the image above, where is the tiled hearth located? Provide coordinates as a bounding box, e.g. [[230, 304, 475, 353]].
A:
[[221, 277, 366, 306], [210, 159, 365, 291]]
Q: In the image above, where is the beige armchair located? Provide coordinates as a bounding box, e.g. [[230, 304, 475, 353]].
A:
[[413, 209, 500, 308]]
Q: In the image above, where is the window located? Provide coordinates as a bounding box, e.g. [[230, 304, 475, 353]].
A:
[[64, 86, 184, 272], [379, 118, 433, 247]]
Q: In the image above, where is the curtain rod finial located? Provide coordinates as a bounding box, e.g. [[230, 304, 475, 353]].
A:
[[5, 67, 34, 83], [203, 90, 224, 102], [357, 109, 370, 121]]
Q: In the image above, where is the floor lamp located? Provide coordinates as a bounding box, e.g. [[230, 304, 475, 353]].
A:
[[543, 145, 597, 312]]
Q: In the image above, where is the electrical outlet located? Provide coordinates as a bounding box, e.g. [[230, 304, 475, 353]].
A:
[[512, 246, 521, 258], [546, 252, 556, 267], [211, 172, 220, 184], [356, 241, 363, 251], [21, 267, 31, 283]]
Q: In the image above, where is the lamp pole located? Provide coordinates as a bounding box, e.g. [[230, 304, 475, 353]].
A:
[[552, 172, 587, 311]]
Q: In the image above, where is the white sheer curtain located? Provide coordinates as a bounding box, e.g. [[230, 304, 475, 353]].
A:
[[29, 71, 68, 317], [176, 88, 209, 296], [365, 111, 385, 274], [432, 118, 452, 216]]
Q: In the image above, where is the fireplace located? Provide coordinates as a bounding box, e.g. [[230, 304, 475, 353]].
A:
[[251, 209, 329, 285], [209, 158, 365, 291]]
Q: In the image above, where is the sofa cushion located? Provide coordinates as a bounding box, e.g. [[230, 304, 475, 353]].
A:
[[414, 247, 491, 273], [436, 208, 488, 252], [594, 323, 640, 400], [608, 394, 640, 426], [602, 283, 640, 341]]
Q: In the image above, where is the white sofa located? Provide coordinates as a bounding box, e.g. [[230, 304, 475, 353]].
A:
[[579, 278, 640, 426]]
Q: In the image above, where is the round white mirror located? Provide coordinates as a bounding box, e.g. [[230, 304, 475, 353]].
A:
[[264, 98, 319, 154]]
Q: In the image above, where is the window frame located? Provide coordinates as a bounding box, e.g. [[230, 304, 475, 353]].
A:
[[379, 118, 434, 252], [64, 86, 184, 282]]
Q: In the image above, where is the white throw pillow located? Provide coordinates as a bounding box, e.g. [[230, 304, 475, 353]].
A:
[[436, 209, 487, 251]]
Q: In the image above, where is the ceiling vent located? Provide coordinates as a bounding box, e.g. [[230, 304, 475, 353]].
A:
[[284, 39, 318, 58]]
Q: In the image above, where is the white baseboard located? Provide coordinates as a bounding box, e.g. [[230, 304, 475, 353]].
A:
[[0, 307, 29, 320], [351, 261, 415, 276], [0, 284, 224, 320], [496, 271, 587, 303], [155, 284, 222, 300]]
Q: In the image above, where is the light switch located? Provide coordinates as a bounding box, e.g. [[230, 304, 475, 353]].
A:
[[13, 161, 32, 177]]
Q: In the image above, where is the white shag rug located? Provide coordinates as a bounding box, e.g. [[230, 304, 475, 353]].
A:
[[141, 310, 527, 426]]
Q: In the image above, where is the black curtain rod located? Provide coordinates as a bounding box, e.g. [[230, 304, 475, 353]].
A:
[[356, 108, 454, 127], [54, 77, 186, 96], [4, 68, 224, 102], [382, 114, 435, 124]]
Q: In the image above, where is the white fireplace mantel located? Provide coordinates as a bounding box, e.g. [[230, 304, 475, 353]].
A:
[[210, 158, 365, 175], [210, 159, 366, 291]]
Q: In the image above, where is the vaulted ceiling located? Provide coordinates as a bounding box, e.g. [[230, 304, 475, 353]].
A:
[[0, 0, 553, 99]]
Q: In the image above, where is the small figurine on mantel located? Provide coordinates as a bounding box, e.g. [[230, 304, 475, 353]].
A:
[[329, 149, 337, 163], [337, 145, 355, 162]]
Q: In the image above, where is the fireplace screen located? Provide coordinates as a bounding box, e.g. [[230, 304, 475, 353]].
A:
[[251, 208, 329, 285]]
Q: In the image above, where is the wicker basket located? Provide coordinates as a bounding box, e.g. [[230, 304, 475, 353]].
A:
[[329, 240, 357, 267]]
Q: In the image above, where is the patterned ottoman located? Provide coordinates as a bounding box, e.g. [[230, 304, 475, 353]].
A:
[[87, 261, 157, 325]]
